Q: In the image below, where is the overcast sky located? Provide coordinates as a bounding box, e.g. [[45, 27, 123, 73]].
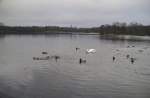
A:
[[0, 0, 149, 27]]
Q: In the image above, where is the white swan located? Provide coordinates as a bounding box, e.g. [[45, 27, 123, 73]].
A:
[[86, 49, 96, 54]]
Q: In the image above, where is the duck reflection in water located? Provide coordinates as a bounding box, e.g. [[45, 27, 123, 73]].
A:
[[51, 55, 60, 62], [113, 56, 115, 62], [76, 47, 80, 51], [126, 54, 130, 59], [130, 58, 135, 64], [79, 58, 86, 64]]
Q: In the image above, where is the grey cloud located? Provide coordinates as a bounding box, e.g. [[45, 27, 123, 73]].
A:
[[0, 0, 150, 27]]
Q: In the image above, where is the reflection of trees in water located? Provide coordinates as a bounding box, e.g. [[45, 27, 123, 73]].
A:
[[0, 35, 5, 38], [0, 92, 14, 98], [99, 34, 150, 43], [0, 34, 6, 42]]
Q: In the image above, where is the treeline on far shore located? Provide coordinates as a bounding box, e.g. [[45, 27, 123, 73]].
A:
[[0, 22, 150, 36]]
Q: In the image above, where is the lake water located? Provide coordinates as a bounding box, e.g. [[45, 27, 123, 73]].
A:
[[0, 34, 150, 98]]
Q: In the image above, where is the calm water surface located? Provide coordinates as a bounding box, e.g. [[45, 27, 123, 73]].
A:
[[0, 34, 150, 98]]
